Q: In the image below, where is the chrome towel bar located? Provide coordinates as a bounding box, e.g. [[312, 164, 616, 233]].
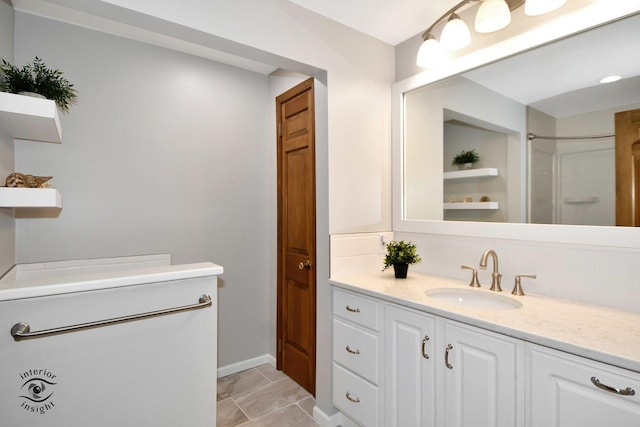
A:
[[10, 294, 212, 341]]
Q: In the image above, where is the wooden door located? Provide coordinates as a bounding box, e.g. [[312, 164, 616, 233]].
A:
[[384, 305, 436, 427], [615, 108, 640, 226], [276, 78, 316, 395]]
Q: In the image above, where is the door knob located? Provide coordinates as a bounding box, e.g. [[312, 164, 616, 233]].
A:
[[298, 260, 311, 270]]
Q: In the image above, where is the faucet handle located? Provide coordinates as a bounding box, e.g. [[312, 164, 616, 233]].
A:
[[512, 274, 537, 296], [461, 265, 481, 288]]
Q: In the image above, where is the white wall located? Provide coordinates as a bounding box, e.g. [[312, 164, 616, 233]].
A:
[[0, 0, 15, 275], [14, 12, 272, 368]]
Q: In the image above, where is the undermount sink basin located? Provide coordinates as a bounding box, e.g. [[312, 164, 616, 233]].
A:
[[425, 288, 522, 310]]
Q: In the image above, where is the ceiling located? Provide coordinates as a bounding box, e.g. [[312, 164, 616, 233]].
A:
[[462, 13, 640, 117], [287, 0, 450, 45]]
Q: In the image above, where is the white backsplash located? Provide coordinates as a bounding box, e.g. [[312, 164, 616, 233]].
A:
[[331, 232, 639, 313]]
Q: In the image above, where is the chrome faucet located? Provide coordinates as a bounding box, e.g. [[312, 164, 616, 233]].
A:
[[479, 249, 502, 292]]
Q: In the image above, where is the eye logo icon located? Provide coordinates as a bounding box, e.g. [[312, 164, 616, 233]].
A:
[[18, 369, 58, 415], [21, 378, 56, 403]]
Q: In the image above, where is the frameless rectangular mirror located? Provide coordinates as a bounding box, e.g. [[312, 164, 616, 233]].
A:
[[403, 13, 640, 226]]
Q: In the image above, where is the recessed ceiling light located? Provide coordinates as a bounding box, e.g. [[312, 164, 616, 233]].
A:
[[599, 75, 622, 84]]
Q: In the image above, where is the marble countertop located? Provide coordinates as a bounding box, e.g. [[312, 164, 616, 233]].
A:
[[330, 271, 640, 373], [0, 262, 223, 301]]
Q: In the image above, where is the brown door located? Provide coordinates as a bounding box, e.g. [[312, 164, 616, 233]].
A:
[[276, 78, 316, 394], [615, 108, 640, 226]]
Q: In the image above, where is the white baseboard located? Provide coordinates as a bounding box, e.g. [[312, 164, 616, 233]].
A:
[[217, 354, 276, 378], [313, 407, 359, 427]]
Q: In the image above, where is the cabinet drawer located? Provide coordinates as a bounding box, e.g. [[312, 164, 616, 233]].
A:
[[333, 318, 379, 384], [333, 288, 380, 331], [528, 344, 640, 427], [333, 363, 379, 427]]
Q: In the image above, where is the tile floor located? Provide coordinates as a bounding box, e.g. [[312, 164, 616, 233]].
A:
[[217, 364, 321, 427]]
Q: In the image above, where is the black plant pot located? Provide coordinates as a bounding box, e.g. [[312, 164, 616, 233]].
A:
[[393, 263, 409, 279]]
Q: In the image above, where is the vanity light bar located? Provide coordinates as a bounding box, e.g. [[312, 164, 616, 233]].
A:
[[417, 0, 566, 68]]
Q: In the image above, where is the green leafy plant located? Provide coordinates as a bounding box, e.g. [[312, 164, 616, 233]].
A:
[[451, 149, 480, 166], [383, 240, 422, 271], [0, 57, 77, 113]]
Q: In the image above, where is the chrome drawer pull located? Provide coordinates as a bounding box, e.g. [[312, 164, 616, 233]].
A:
[[445, 344, 454, 369], [591, 377, 636, 396], [345, 345, 360, 355], [421, 335, 430, 359], [345, 391, 360, 403], [11, 294, 212, 342], [345, 305, 360, 313]]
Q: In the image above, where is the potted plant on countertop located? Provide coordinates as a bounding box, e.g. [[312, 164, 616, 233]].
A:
[[383, 240, 422, 279], [452, 149, 480, 170], [0, 56, 77, 113]]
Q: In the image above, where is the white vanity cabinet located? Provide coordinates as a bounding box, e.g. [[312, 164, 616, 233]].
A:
[[384, 304, 436, 427], [441, 320, 523, 427], [527, 344, 640, 427], [333, 286, 524, 427], [332, 288, 383, 427]]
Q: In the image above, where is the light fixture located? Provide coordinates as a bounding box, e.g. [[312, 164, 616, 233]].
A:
[[525, 0, 567, 16], [440, 13, 472, 51], [416, 34, 443, 68], [599, 75, 622, 84], [475, 0, 511, 33], [417, 0, 567, 68]]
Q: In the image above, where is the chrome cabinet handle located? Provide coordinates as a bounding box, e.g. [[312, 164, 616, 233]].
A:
[[298, 260, 311, 270], [345, 305, 360, 313], [591, 377, 636, 396], [445, 344, 454, 369], [345, 391, 360, 403], [11, 294, 212, 342], [345, 345, 360, 355], [421, 335, 430, 359]]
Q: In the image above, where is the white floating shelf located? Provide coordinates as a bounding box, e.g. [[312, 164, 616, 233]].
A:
[[443, 168, 498, 180], [444, 202, 499, 210], [0, 188, 62, 208], [0, 92, 62, 143]]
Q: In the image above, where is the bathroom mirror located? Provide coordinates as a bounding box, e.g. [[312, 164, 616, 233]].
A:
[[393, 7, 640, 249], [402, 12, 640, 227]]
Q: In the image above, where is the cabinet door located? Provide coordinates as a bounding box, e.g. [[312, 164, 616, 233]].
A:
[[442, 320, 522, 427], [385, 304, 436, 427], [528, 344, 640, 427]]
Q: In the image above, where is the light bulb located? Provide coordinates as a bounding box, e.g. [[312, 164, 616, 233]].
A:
[[475, 0, 511, 33], [416, 35, 443, 68], [440, 14, 471, 51], [525, 0, 567, 16]]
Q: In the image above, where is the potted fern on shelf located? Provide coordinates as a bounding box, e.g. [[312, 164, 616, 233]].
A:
[[383, 240, 422, 279], [452, 149, 480, 170], [0, 57, 77, 113]]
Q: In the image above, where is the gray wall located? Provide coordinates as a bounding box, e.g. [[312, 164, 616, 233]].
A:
[[14, 12, 271, 367], [0, 0, 15, 275]]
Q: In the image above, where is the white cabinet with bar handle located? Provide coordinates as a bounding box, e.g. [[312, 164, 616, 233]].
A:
[[527, 343, 640, 427], [384, 304, 436, 427]]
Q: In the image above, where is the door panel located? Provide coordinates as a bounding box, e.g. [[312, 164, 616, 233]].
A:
[[615, 108, 640, 226], [276, 78, 316, 395], [443, 321, 520, 427]]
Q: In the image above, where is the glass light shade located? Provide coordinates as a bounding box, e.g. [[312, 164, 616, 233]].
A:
[[440, 14, 471, 51], [525, 0, 567, 16], [416, 36, 443, 68], [475, 0, 511, 33]]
